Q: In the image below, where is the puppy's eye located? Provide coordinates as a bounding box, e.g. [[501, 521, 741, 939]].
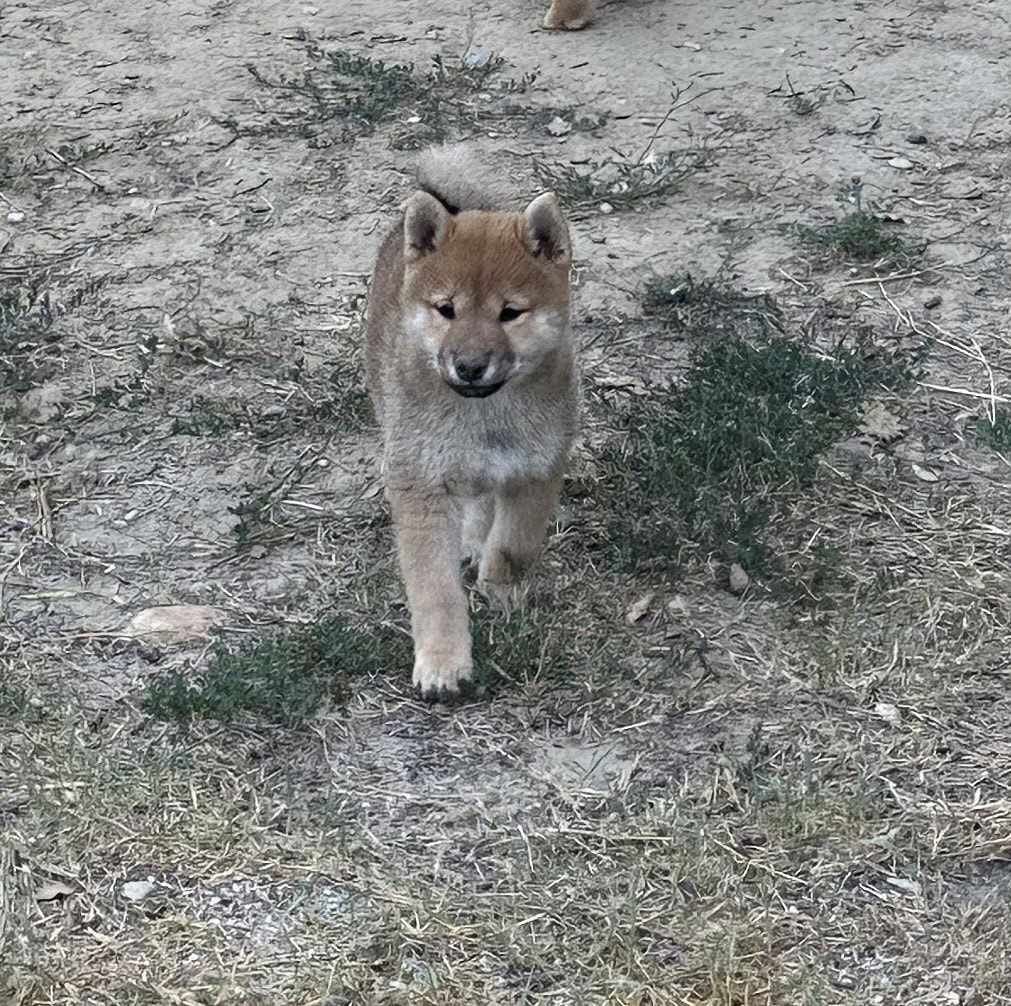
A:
[[435, 303, 455, 320], [499, 306, 526, 323]]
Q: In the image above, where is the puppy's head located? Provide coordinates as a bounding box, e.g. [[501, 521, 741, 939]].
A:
[[400, 192, 572, 398]]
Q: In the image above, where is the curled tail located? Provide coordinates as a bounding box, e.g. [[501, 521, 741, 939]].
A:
[[415, 143, 523, 214]]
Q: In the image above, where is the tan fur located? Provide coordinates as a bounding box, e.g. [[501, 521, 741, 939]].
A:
[[365, 144, 579, 697], [544, 0, 595, 30]]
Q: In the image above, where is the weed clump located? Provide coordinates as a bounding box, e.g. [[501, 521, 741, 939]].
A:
[[228, 50, 541, 150], [533, 149, 708, 213], [600, 279, 921, 578], [970, 408, 1011, 454], [642, 271, 782, 337], [0, 275, 57, 392], [799, 209, 908, 262], [796, 178, 915, 265], [143, 616, 410, 725]]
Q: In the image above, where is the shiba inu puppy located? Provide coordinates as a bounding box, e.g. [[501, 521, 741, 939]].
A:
[[364, 145, 578, 697]]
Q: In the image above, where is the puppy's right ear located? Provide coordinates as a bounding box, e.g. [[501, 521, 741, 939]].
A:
[[403, 192, 451, 261]]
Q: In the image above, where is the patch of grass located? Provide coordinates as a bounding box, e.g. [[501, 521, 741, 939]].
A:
[[970, 407, 1011, 453], [142, 615, 410, 725], [225, 50, 545, 150], [0, 682, 31, 718], [534, 148, 709, 213], [599, 281, 921, 583], [469, 601, 586, 697], [315, 357, 373, 429], [0, 274, 57, 392], [799, 209, 909, 262], [796, 178, 915, 265], [170, 395, 248, 436], [641, 271, 782, 336]]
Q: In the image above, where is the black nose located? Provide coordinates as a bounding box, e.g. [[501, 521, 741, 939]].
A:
[[453, 352, 492, 384]]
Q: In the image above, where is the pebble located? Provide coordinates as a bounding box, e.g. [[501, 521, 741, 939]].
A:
[[728, 563, 750, 595], [888, 157, 914, 170], [598, 202, 614, 215], [463, 48, 492, 69], [546, 115, 571, 137], [121, 880, 156, 901], [905, 133, 928, 145], [18, 382, 66, 423], [923, 294, 942, 309], [6, 210, 25, 224]]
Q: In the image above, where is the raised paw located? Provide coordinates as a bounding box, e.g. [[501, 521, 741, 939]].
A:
[[412, 647, 473, 699], [476, 576, 528, 614], [477, 548, 532, 612]]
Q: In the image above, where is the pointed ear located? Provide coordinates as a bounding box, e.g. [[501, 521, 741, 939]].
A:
[[523, 192, 571, 262], [403, 192, 451, 261]]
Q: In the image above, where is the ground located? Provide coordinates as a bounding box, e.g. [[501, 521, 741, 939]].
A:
[[2, 1, 1011, 1004]]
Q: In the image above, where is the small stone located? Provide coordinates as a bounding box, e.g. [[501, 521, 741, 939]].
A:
[[124, 604, 226, 642], [546, 115, 571, 137], [35, 882, 75, 901], [6, 210, 25, 224], [598, 202, 614, 215], [17, 382, 66, 423], [905, 133, 928, 145], [463, 48, 492, 69], [121, 880, 156, 901], [923, 294, 942, 309], [874, 701, 902, 728], [625, 592, 655, 624], [728, 563, 750, 595], [260, 404, 286, 419], [911, 462, 939, 483], [888, 157, 914, 170]]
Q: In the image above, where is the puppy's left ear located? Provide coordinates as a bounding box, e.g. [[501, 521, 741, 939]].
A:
[[523, 193, 571, 262]]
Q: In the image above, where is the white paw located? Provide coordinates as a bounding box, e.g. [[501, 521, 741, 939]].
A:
[[545, 15, 590, 29], [412, 648, 473, 697]]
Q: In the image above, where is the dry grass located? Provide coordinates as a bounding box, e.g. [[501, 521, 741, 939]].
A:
[[6, 268, 1011, 1003]]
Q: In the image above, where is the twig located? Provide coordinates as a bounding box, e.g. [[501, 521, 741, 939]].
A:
[[917, 381, 1011, 404], [46, 147, 107, 191], [635, 81, 720, 166], [839, 265, 949, 287]]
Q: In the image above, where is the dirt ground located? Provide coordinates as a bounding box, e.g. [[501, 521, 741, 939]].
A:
[[3, 1, 1011, 1004]]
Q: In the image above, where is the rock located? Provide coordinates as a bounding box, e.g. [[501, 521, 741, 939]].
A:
[[728, 563, 750, 595], [546, 115, 571, 137], [124, 604, 225, 642], [463, 48, 492, 69], [35, 881, 75, 901], [121, 880, 156, 900], [598, 202, 614, 215], [6, 210, 25, 224], [888, 157, 914, 170], [923, 294, 942, 309], [874, 701, 902, 728], [911, 462, 939, 483], [625, 592, 655, 624], [17, 382, 66, 423], [905, 133, 928, 145]]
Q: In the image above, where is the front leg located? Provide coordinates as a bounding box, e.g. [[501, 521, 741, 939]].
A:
[[387, 480, 472, 696], [478, 473, 563, 607]]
